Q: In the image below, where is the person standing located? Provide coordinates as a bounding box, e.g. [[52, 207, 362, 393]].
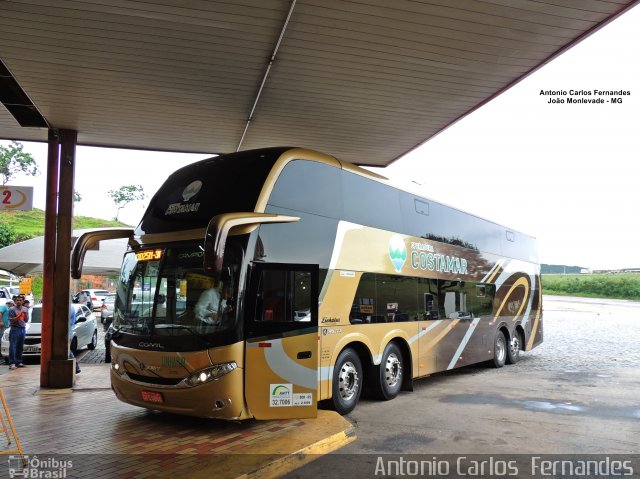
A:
[[8, 295, 28, 370], [77, 290, 92, 311], [69, 304, 81, 374], [0, 299, 12, 364]]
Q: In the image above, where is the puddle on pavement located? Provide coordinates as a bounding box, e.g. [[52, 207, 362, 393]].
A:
[[441, 393, 640, 420]]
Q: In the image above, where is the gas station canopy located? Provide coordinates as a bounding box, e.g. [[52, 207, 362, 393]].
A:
[[0, 0, 637, 166]]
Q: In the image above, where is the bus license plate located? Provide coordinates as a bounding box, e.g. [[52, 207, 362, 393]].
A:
[[141, 391, 164, 404]]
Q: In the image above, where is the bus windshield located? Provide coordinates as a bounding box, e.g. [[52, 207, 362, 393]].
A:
[[114, 241, 241, 339]]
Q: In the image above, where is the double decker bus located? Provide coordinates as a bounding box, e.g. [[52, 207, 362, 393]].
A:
[[72, 147, 542, 420]]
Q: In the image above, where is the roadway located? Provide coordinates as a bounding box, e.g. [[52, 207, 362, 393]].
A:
[[284, 295, 640, 478]]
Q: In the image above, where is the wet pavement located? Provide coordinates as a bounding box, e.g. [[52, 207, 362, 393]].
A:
[[527, 296, 640, 370], [75, 320, 108, 365], [284, 295, 640, 478]]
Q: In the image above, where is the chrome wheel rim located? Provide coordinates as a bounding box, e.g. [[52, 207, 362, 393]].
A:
[[338, 361, 359, 401], [384, 353, 402, 388], [496, 336, 506, 362]]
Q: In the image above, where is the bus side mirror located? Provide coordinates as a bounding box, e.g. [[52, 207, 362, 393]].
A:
[[71, 228, 134, 279], [203, 213, 300, 276]]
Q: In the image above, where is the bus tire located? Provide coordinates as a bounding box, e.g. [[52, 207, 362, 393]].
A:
[[492, 330, 507, 368], [506, 330, 522, 365], [372, 342, 403, 401], [331, 348, 363, 415]]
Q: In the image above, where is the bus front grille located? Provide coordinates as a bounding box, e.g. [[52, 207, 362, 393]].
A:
[[126, 373, 184, 386]]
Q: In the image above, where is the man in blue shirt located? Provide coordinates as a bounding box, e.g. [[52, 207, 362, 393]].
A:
[[8, 296, 28, 370]]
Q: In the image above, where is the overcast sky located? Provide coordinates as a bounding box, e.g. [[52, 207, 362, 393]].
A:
[[1, 6, 638, 271]]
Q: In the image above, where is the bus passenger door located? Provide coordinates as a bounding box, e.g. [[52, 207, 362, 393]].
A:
[[244, 263, 319, 419]]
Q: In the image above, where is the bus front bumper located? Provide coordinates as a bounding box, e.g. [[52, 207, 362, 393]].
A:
[[110, 367, 249, 419]]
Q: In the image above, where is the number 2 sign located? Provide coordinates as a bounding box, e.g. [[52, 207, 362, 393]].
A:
[[0, 186, 33, 211]]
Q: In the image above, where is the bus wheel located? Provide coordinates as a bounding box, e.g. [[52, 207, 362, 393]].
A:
[[506, 331, 522, 365], [492, 331, 507, 368], [332, 348, 363, 415], [372, 342, 403, 400]]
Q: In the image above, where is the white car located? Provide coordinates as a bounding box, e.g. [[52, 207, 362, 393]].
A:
[[0, 287, 34, 306], [1, 304, 99, 357], [75, 289, 112, 311]]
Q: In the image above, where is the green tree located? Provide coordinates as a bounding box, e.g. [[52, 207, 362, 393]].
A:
[[108, 184, 145, 221], [0, 223, 16, 248], [0, 140, 39, 185]]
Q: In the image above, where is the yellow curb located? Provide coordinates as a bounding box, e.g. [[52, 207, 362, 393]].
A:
[[239, 427, 356, 479], [34, 388, 73, 395], [182, 411, 356, 479]]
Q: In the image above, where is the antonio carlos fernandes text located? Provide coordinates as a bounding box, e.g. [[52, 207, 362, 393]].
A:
[[373, 456, 634, 476]]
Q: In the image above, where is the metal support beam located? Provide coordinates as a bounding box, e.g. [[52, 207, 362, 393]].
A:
[[40, 128, 77, 388]]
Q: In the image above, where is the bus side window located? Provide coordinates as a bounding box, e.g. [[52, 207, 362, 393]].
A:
[[258, 270, 287, 322], [255, 269, 311, 323]]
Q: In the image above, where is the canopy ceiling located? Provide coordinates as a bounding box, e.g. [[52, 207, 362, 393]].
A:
[[0, 229, 127, 277], [0, 0, 637, 166]]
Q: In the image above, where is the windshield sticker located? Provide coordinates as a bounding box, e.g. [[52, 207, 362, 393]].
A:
[[293, 393, 313, 406], [270, 383, 293, 407]]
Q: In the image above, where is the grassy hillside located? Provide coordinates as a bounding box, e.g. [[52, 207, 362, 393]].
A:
[[542, 273, 640, 300], [1, 208, 130, 241]]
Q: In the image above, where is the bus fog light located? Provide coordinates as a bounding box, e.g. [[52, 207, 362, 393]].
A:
[[184, 362, 237, 387], [213, 399, 232, 410]]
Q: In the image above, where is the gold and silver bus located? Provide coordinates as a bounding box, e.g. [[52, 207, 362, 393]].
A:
[[73, 147, 542, 420]]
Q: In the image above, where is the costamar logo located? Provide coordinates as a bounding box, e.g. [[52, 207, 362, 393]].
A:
[[388, 235, 407, 272], [165, 202, 201, 215]]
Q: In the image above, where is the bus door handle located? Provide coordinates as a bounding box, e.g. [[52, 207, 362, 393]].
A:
[[297, 351, 312, 359]]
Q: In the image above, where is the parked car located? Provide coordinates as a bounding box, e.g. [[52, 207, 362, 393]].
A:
[[1, 304, 99, 358], [0, 286, 34, 306], [101, 293, 116, 324], [73, 289, 111, 311]]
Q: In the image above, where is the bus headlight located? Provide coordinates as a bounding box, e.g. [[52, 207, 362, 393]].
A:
[[184, 362, 237, 387], [112, 362, 125, 376]]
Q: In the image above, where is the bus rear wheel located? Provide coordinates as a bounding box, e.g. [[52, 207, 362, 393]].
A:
[[492, 331, 507, 368], [506, 330, 522, 365], [372, 342, 403, 400], [331, 348, 363, 415]]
